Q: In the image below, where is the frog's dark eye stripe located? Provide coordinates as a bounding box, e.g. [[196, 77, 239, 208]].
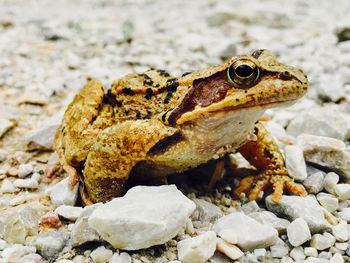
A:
[[227, 59, 260, 89]]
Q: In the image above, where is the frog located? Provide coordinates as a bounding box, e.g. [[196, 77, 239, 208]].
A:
[[54, 49, 308, 204]]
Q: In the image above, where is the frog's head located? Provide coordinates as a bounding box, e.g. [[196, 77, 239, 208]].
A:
[[166, 49, 308, 125]]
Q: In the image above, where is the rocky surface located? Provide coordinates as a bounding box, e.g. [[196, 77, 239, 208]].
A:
[[0, 0, 350, 262]]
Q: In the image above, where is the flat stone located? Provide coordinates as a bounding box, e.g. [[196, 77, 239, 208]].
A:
[[216, 237, 243, 261], [334, 184, 350, 200], [316, 193, 338, 212], [265, 195, 331, 233], [17, 163, 34, 178], [108, 252, 132, 263], [25, 124, 59, 151], [18, 253, 43, 263], [287, 218, 311, 247], [332, 221, 348, 242], [212, 212, 278, 251], [88, 185, 196, 250], [338, 207, 350, 222], [177, 231, 217, 263], [269, 238, 289, 258], [0, 178, 18, 193], [34, 231, 71, 260], [0, 119, 14, 138], [285, 145, 307, 181], [192, 198, 223, 224], [253, 248, 266, 261], [90, 246, 113, 263], [290, 246, 305, 261], [310, 232, 336, 250], [248, 211, 290, 232], [304, 247, 318, 257], [324, 172, 339, 194], [50, 178, 79, 206], [55, 205, 84, 221], [13, 173, 40, 189], [330, 253, 344, 263], [241, 201, 261, 214], [303, 171, 325, 194]]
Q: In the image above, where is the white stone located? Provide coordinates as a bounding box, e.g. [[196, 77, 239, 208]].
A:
[[192, 198, 222, 224], [330, 253, 344, 263], [304, 247, 318, 257], [108, 252, 131, 263], [290, 246, 305, 261], [303, 171, 325, 194], [17, 163, 34, 178], [18, 253, 43, 263], [285, 145, 307, 181], [90, 246, 113, 263], [89, 185, 196, 250], [212, 212, 278, 250], [34, 231, 70, 260], [332, 221, 348, 242], [241, 201, 261, 214], [50, 178, 79, 206], [316, 193, 338, 212], [287, 218, 311, 247], [0, 239, 6, 250], [319, 251, 332, 259], [305, 258, 329, 263], [0, 119, 14, 138], [55, 205, 84, 221], [216, 237, 243, 261], [13, 173, 40, 189], [253, 248, 266, 260], [56, 260, 74, 263], [1, 244, 36, 263], [335, 242, 348, 250], [324, 172, 340, 194], [0, 178, 17, 193], [338, 207, 350, 221], [25, 124, 60, 151], [334, 184, 350, 200], [270, 238, 289, 258], [177, 231, 217, 263], [248, 211, 290, 232], [310, 232, 336, 250]]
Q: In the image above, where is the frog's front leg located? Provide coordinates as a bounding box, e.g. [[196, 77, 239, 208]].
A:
[[83, 119, 178, 203], [234, 122, 307, 202]]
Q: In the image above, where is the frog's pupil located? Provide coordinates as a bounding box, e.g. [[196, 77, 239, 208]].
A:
[[235, 64, 254, 78]]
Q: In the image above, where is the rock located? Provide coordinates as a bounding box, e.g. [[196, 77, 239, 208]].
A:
[[297, 134, 350, 179], [17, 163, 34, 178], [310, 232, 336, 250], [287, 107, 349, 141], [269, 238, 289, 258], [108, 252, 132, 263], [305, 258, 329, 263], [13, 173, 40, 189], [90, 246, 113, 263], [290, 246, 305, 261], [285, 145, 307, 181], [1, 244, 36, 263], [212, 212, 278, 250], [0, 119, 14, 138], [241, 201, 261, 214], [287, 218, 311, 247], [330, 253, 344, 263], [216, 237, 243, 261], [338, 207, 350, 221], [316, 193, 338, 212], [71, 204, 102, 246], [50, 178, 79, 206], [25, 124, 59, 151], [336, 27, 350, 42], [334, 184, 350, 200], [303, 171, 325, 194], [248, 211, 290, 232], [191, 198, 223, 224], [0, 149, 6, 162], [332, 221, 348, 242], [55, 205, 84, 221], [335, 242, 348, 251], [0, 178, 18, 193], [89, 185, 195, 250], [304, 247, 318, 257], [253, 248, 266, 261], [324, 172, 339, 194], [265, 195, 331, 233], [18, 253, 43, 263], [177, 231, 217, 263], [34, 231, 71, 260], [0, 204, 40, 243], [39, 211, 62, 229], [0, 239, 6, 250]]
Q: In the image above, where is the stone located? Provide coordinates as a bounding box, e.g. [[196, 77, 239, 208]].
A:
[[253, 248, 266, 261], [0, 239, 6, 250], [0, 149, 6, 162], [90, 246, 113, 263], [71, 204, 102, 246], [241, 201, 261, 214], [34, 231, 71, 260], [17, 163, 34, 178], [335, 242, 348, 251], [18, 253, 43, 263], [265, 195, 331, 233], [310, 233, 336, 250], [303, 171, 325, 194], [332, 221, 348, 242], [324, 172, 339, 194], [216, 237, 243, 261], [334, 184, 350, 200], [248, 211, 290, 232], [305, 258, 329, 263], [316, 193, 338, 212], [304, 247, 318, 257], [50, 178, 79, 206], [89, 185, 196, 250], [330, 253, 344, 263], [13, 173, 40, 189], [177, 231, 217, 263], [108, 252, 132, 263], [55, 205, 84, 221], [39, 211, 62, 229], [1, 245, 36, 263], [338, 208, 350, 221], [290, 247, 305, 261], [191, 198, 223, 224], [212, 212, 278, 250], [270, 238, 289, 258], [25, 124, 60, 151], [287, 218, 311, 247], [0, 118, 14, 138], [297, 134, 350, 179], [0, 178, 18, 193], [285, 145, 307, 181]]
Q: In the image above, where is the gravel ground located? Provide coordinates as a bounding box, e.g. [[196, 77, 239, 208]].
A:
[[0, 0, 350, 262]]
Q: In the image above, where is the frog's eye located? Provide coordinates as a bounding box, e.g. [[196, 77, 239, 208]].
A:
[[226, 59, 260, 89]]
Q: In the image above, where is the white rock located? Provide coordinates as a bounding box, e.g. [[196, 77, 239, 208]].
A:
[[0, 119, 14, 138], [253, 248, 266, 261], [241, 201, 261, 214], [334, 184, 350, 200], [17, 163, 34, 178], [338, 207, 350, 221], [332, 221, 348, 242], [13, 173, 40, 189], [25, 124, 59, 151], [177, 231, 217, 263], [270, 238, 289, 258], [56, 260, 74, 263], [18, 253, 43, 263], [248, 211, 290, 232], [0, 178, 17, 193], [287, 218, 311, 247], [304, 171, 325, 194], [108, 252, 131, 263], [1, 244, 36, 263], [90, 246, 113, 263], [88, 185, 196, 250], [304, 247, 318, 257], [310, 233, 336, 250], [305, 258, 329, 263], [212, 212, 278, 250], [335, 242, 348, 251], [324, 172, 340, 194], [290, 246, 305, 261], [316, 193, 338, 212], [55, 205, 84, 221], [34, 231, 71, 260], [192, 198, 222, 224], [330, 253, 344, 263], [0, 239, 6, 250], [285, 145, 307, 181], [216, 237, 243, 261], [50, 178, 79, 206]]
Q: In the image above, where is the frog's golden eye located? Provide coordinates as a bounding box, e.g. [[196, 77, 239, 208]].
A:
[[226, 59, 260, 89]]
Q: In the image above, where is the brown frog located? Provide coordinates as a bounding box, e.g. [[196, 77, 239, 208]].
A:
[[54, 49, 308, 204]]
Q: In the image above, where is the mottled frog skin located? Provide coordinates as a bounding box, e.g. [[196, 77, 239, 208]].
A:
[[54, 50, 308, 204]]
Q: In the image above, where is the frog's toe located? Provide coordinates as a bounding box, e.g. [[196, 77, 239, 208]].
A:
[[233, 176, 255, 199], [248, 176, 271, 201], [271, 175, 307, 203]]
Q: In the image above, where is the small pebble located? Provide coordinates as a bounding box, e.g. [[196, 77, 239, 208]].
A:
[[285, 145, 307, 181], [316, 192, 338, 212], [253, 248, 266, 260], [17, 163, 33, 178], [216, 237, 243, 261], [39, 211, 62, 229], [270, 238, 289, 258], [287, 218, 311, 247], [334, 184, 350, 200], [0, 178, 18, 193], [332, 221, 348, 242], [310, 233, 336, 250], [90, 246, 113, 263], [335, 242, 348, 250], [330, 253, 344, 263], [290, 246, 305, 261], [304, 247, 318, 258], [55, 205, 84, 221], [324, 172, 339, 194], [303, 171, 325, 194]]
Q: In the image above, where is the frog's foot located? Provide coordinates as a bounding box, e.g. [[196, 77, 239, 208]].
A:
[[234, 172, 307, 202]]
